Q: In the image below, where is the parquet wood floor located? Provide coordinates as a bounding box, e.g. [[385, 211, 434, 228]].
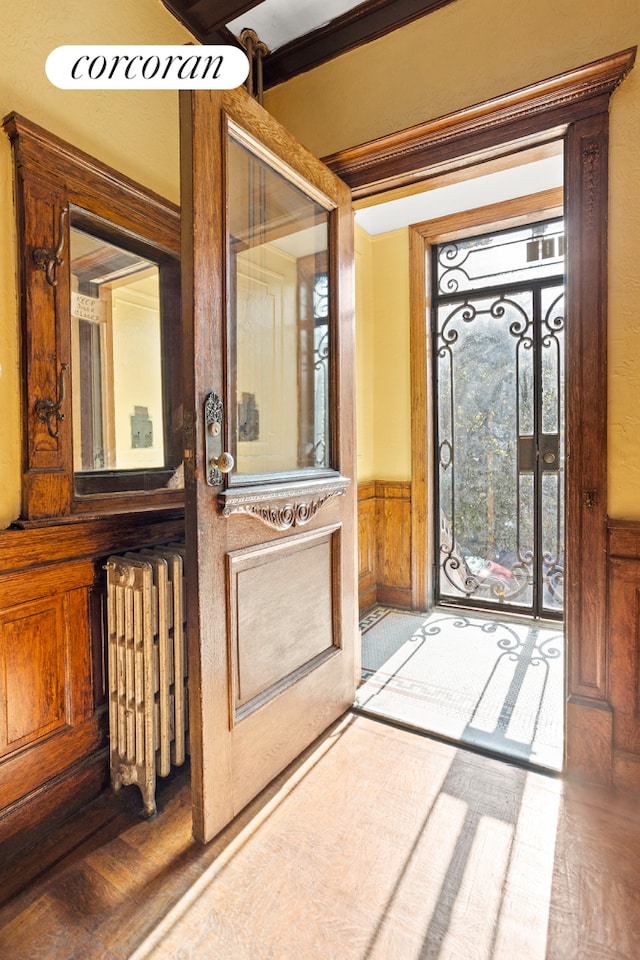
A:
[[1, 714, 639, 959]]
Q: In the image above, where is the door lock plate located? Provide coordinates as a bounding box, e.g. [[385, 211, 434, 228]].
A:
[[205, 392, 225, 485]]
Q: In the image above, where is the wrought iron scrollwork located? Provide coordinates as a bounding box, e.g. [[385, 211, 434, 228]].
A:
[[433, 220, 565, 617]]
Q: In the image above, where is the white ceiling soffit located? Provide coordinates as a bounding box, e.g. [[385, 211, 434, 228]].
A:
[[354, 155, 565, 236], [227, 0, 364, 52]]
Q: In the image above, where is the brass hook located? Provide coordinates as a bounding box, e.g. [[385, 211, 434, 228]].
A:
[[33, 206, 67, 286], [34, 362, 69, 438]]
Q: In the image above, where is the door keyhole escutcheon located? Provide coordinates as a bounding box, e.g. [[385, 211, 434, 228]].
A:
[[204, 391, 233, 485]]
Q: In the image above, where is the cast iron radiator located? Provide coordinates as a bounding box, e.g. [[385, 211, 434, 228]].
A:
[[104, 542, 188, 817]]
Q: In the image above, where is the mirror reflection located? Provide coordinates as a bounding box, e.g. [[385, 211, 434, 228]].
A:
[[70, 225, 168, 485], [227, 131, 332, 479]]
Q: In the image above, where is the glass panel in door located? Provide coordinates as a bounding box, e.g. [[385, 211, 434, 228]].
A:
[[227, 131, 332, 480], [433, 219, 565, 618]]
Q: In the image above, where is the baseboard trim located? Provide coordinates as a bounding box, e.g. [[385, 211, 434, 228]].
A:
[[0, 747, 109, 868]]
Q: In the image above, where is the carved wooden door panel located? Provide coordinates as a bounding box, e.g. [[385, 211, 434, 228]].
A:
[[180, 86, 358, 843]]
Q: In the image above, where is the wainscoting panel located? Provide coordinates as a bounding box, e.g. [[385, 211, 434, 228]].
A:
[[358, 481, 412, 613], [608, 520, 640, 791], [0, 509, 184, 861], [357, 481, 377, 611]]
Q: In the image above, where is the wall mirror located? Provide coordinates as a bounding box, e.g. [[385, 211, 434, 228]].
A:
[[69, 209, 182, 497], [4, 113, 182, 520]]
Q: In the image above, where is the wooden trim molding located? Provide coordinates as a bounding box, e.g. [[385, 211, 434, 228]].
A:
[[410, 188, 564, 243], [0, 508, 184, 575], [607, 518, 640, 792], [3, 114, 180, 252], [564, 114, 609, 709], [357, 481, 377, 612], [324, 47, 636, 197]]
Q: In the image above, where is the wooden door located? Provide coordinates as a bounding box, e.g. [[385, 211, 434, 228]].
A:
[[180, 86, 358, 843]]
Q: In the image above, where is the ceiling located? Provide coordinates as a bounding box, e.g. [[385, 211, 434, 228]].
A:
[[162, 0, 458, 89], [354, 149, 564, 236]]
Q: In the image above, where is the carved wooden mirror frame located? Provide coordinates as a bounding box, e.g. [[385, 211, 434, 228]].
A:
[[3, 114, 183, 522]]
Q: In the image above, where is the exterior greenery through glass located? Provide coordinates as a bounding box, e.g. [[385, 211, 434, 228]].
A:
[[432, 219, 565, 618]]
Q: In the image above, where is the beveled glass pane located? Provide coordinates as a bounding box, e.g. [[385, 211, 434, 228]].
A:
[[227, 132, 331, 478]]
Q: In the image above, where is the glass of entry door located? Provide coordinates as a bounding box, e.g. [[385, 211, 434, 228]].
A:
[[433, 220, 565, 618], [226, 128, 332, 481]]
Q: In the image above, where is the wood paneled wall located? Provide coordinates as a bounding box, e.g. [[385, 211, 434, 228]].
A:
[[608, 519, 640, 791], [0, 510, 184, 863], [358, 481, 412, 613], [3, 495, 639, 858]]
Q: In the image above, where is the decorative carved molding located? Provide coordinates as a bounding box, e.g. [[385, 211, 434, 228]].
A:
[[220, 476, 350, 530], [3, 114, 180, 246], [324, 47, 636, 197], [582, 136, 601, 232]]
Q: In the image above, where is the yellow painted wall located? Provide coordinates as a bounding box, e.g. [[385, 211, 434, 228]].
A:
[[355, 225, 412, 482], [0, 0, 190, 528], [111, 276, 165, 470], [354, 224, 375, 480], [266, 0, 640, 519], [369, 229, 411, 481]]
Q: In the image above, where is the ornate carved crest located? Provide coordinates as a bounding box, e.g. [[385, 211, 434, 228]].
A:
[[219, 476, 350, 530], [223, 489, 343, 530]]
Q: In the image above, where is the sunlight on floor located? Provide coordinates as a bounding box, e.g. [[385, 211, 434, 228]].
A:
[[130, 715, 563, 960], [358, 608, 564, 771]]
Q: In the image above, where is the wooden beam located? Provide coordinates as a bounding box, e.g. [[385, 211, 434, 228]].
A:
[[263, 0, 459, 89], [161, 0, 264, 39]]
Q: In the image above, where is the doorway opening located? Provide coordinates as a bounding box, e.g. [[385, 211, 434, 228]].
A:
[[353, 150, 565, 772], [433, 217, 565, 620]]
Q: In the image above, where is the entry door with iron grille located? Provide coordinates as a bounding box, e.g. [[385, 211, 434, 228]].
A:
[[433, 219, 565, 618]]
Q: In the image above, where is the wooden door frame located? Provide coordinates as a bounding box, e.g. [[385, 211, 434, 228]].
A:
[[409, 187, 565, 616], [325, 47, 636, 785]]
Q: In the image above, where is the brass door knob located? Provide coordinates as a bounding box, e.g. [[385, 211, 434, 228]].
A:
[[210, 451, 234, 473]]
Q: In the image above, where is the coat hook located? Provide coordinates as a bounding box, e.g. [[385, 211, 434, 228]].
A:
[[583, 489, 599, 508], [33, 206, 67, 286], [34, 362, 69, 438]]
